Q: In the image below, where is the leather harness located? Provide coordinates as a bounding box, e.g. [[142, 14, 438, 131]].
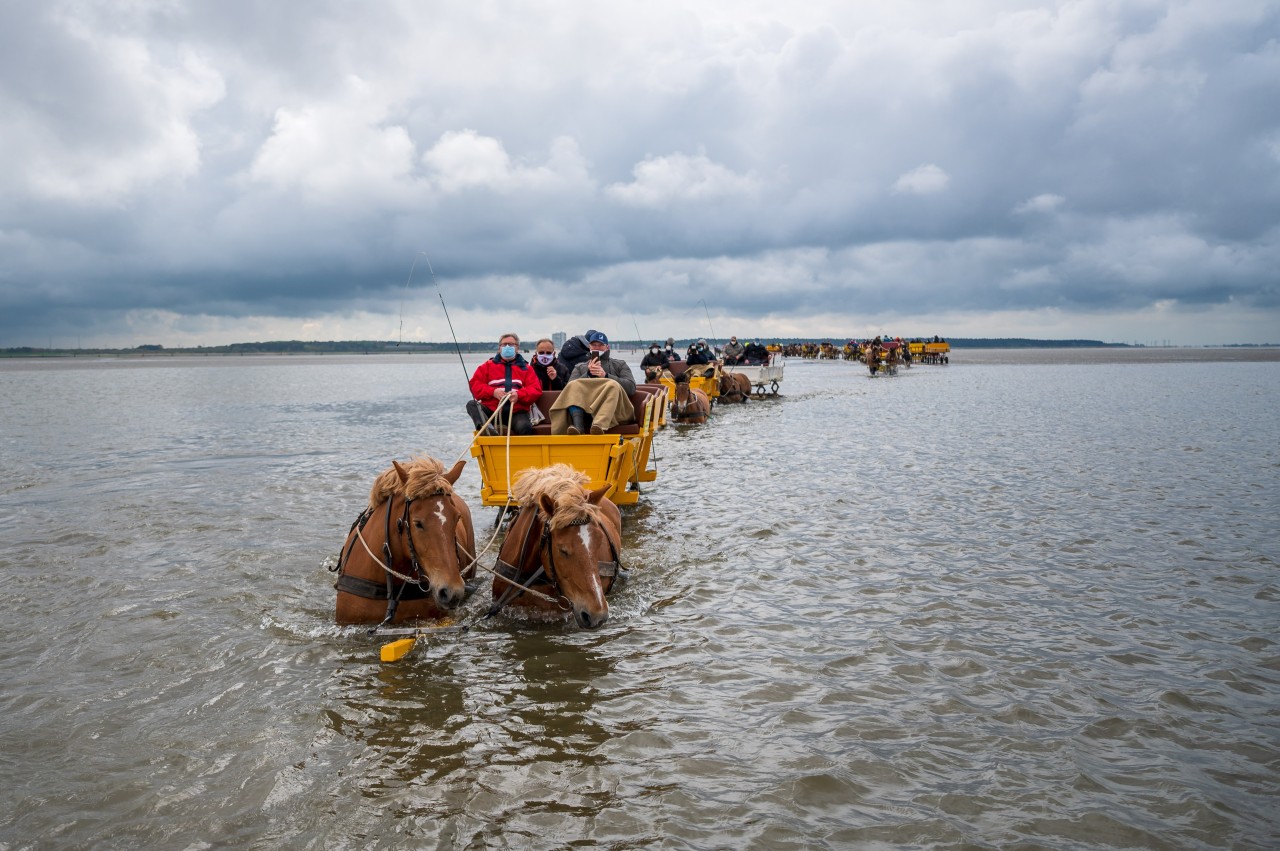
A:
[[332, 492, 452, 624], [486, 509, 622, 619]]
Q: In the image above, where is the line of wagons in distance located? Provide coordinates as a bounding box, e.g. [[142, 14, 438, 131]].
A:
[[470, 355, 784, 510]]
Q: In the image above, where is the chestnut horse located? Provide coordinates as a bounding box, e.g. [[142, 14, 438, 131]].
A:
[[669, 374, 711, 424], [718, 371, 752, 403], [333, 457, 476, 625], [488, 465, 624, 628]]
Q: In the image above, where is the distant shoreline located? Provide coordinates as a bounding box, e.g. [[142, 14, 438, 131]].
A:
[[4, 338, 1276, 359]]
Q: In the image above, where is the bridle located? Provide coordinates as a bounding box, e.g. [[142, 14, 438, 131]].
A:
[[671, 382, 705, 419], [540, 514, 622, 598], [333, 489, 463, 627], [486, 508, 622, 619]]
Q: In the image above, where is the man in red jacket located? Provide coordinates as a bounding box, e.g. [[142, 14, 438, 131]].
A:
[[467, 333, 542, 435]]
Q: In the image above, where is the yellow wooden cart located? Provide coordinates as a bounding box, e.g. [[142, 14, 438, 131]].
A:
[[470, 386, 661, 506]]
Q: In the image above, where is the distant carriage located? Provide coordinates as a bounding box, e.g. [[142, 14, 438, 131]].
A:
[[656, 360, 722, 408], [722, 359, 784, 397], [921, 341, 950, 364]]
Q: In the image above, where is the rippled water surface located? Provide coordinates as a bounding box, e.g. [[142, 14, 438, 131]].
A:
[[1, 350, 1277, 849]]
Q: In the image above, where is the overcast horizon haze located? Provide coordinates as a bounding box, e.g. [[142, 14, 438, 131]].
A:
[[3, 1, 1278, 349]]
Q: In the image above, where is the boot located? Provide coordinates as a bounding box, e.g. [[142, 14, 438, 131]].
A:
[[567, 406, 587, 435], [466, 399, 487, 431]]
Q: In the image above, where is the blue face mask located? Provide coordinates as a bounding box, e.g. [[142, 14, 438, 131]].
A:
[[500, 345, 516, 359]]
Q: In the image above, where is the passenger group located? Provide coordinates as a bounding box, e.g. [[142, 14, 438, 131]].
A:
[[466, 333, 768, 436]]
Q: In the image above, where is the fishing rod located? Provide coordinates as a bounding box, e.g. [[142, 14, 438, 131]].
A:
[[697, 298, 718, 347], [401, 251, 471, 384], [631, 314, 644, 350]]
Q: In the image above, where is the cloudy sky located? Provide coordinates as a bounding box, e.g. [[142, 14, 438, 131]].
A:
[[3, 0, 1278, 348]]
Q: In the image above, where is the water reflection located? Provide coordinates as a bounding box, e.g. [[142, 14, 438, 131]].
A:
[[483, 632, 616, 766]]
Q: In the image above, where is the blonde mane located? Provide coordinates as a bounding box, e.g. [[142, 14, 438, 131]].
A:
[[367, 455, 454, 508], [511, 464, 604, 531]]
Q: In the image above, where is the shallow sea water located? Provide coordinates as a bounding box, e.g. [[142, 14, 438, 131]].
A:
[[0, 349, 1277, 849]]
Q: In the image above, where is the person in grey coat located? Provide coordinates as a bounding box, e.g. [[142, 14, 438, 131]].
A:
[[551, 331, 637, 434]]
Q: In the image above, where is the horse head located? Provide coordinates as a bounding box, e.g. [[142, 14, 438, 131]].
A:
[[496, 464, 622, 628], [719, 372, 750, 403], [334, 456, 476, 625], [391, 458, 474, 611], [670, 375, 710, 422]]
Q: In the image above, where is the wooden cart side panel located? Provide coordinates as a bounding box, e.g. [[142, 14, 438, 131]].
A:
[[470, 436, 620, 506]]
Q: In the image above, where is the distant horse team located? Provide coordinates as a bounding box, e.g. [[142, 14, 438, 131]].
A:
[[669, 373, 711, 424]]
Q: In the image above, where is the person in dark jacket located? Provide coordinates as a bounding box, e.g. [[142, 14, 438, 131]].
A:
[[467, 333, 542, 435], [742, 340, 770, 364], [557, 330, 598, 375], [530, 337, 566, 391], [686, 339, 715, 366], [639, 342, 670, 380]]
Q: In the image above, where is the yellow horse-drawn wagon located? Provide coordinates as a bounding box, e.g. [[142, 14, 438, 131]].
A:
[[921, 341, 950, 364], [654, 360, 721, 407], [470, 385, 662, 507]]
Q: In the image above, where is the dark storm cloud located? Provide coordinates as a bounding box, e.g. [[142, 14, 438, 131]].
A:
[[2, 0, 1278, 346]]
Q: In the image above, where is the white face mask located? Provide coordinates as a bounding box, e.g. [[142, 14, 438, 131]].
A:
[[650, 348, 659, 354], [536, 353, 554, 364]]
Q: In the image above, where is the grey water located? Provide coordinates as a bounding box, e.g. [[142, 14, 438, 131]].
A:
[[1, 349, 1277, 849]]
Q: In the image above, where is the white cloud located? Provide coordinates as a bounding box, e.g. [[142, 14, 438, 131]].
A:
[[891, 163, 950, 195], [247, 76, 415, 201], [1015, 193, 1066, 214], [422, 131, 592, 194], [606, 150, 760, 207], [7, 21, 224, 205]]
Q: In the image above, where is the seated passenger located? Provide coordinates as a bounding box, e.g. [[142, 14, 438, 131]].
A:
[[640, 342, 670, 381], [686, 339, 715, 366], [550, 332, 636, 434], [664, 337, 682, 362], [721, 336, 745, 365], [531, 337, 567, 391], [742, 341, 769, 364], [467, 333, 542, 435]]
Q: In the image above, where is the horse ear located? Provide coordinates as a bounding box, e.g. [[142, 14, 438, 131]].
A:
[[586, 485, 610, 505], [444, 460, 466, 485], [392, 460, 409, 483], [538, 493, 558, 518]]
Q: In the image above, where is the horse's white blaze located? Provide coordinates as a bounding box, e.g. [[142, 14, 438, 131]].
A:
[[434, 503, 448, 528], [578, 523, 594, 552]]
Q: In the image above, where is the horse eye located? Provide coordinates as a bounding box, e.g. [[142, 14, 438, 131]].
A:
[[414, 520, 424, 529]]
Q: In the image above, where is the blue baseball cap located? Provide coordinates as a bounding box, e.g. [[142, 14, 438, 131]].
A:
[[587, 331, 609, 345]]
